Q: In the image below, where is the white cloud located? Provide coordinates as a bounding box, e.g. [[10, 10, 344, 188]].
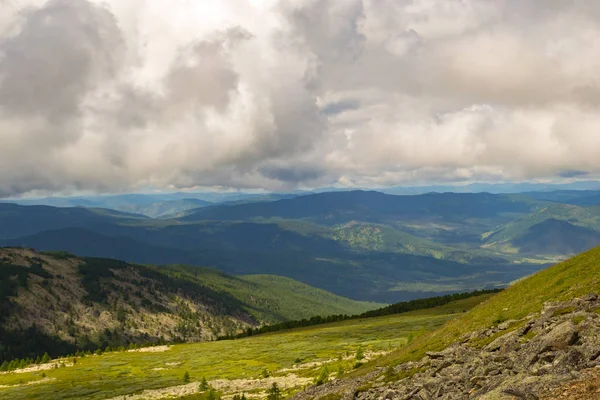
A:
[[1, 0, 600, 196]]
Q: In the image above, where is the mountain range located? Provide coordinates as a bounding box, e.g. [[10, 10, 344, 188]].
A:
[[2, 189, 600, 303]]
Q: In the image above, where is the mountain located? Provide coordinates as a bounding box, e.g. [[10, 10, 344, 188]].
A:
[[0, 203, 146, 240], [183, 190, 537, 224], [134, 198, 213, 218], [0, 248, 379, 362], [2, 192, 298, 216], [483, 202, 600, 252], [512, 218, 600, 255], [0, 194, 553, 302], [380, 180, 600, 195], [3, 196, 213, 218], [0, 226, 544, 303], [520, 189, 600, 206]]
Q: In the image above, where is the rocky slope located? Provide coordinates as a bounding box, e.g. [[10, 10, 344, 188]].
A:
[[295, 294, 600, 400]]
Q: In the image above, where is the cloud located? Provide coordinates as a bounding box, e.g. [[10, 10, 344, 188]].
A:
[[1, 0, 600, 196]]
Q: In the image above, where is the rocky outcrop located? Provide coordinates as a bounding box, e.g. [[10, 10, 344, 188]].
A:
[[296, 294, 600, 400]]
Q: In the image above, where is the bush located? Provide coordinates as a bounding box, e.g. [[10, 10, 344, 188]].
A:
[[355, 347, 364, 361], [314, 367, 329, 386]]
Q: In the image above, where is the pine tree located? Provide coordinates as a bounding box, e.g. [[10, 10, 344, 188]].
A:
[[266, 383, 280, 400], [200, 376, 209, 390], [183, 371, 190, 383], [41, 352, 51, 364]]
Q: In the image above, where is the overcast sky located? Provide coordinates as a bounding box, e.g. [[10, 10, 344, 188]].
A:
[[1, 0, 600, 197]]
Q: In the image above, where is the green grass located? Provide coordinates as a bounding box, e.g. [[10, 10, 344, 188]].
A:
[[159, 265, 383, 322], [356, 245, 600, 374], [0, 296, 490, 400]]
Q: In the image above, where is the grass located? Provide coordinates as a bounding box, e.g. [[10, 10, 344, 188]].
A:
[[354, 245, 600, 375], [159, 265, 384, 322], [0, 295, 490, 400]]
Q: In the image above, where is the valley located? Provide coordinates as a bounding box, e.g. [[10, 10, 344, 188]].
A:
[[5, 189, 600, 303], [0, 294, 492, 400]]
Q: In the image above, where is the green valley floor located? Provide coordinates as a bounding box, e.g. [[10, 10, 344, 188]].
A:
[[0, 295, 492, 400]]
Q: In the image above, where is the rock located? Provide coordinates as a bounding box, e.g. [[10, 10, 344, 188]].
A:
[[484, 330, 521, 353], [538, 321, 579, 352], [292, 295, 600, 400], [498, 320, 517, 331], [425, 351, 445, 360]]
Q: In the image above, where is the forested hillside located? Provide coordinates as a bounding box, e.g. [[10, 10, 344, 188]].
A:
[[0, 248, 377, 362]]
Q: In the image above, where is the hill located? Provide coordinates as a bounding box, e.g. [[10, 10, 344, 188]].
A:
[[482, 202, 600, 256], [0, 203, 146, 240], [0, 248, 379, 362], [512, 218, 600, 255], [299, 245, 600, 399]]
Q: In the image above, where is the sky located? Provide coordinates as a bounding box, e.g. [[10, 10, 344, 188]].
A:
[[1, 0, 600, 197]]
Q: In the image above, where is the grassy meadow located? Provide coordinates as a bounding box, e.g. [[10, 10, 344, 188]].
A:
[[0, 295, 492, 400], [359, 245, 600, 376]]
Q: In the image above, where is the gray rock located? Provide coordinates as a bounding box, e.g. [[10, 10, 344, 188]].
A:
[[538, 321, 579, 352]]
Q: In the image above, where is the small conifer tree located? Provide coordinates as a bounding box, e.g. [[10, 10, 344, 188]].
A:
[[40, 352, 50, 364], [200, 376, 209, 390], [266, 382, 280, 400]]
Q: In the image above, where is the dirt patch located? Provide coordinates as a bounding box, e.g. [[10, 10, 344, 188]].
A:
[[106, 383, 200, 400], [104, 374, 313, 400], [280, 351, 389, 373], [211, 374, 313, 393], [128, 345, 172, 353], [0, 362, 73, 375]]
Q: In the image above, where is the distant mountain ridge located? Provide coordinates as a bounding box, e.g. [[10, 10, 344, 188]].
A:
[[183, 190, 536, 224], [513, 218, 600, 255], [0, 191, 568, 302]]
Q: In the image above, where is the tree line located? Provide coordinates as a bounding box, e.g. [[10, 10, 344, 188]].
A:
[[217, 289, 501, 340]]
